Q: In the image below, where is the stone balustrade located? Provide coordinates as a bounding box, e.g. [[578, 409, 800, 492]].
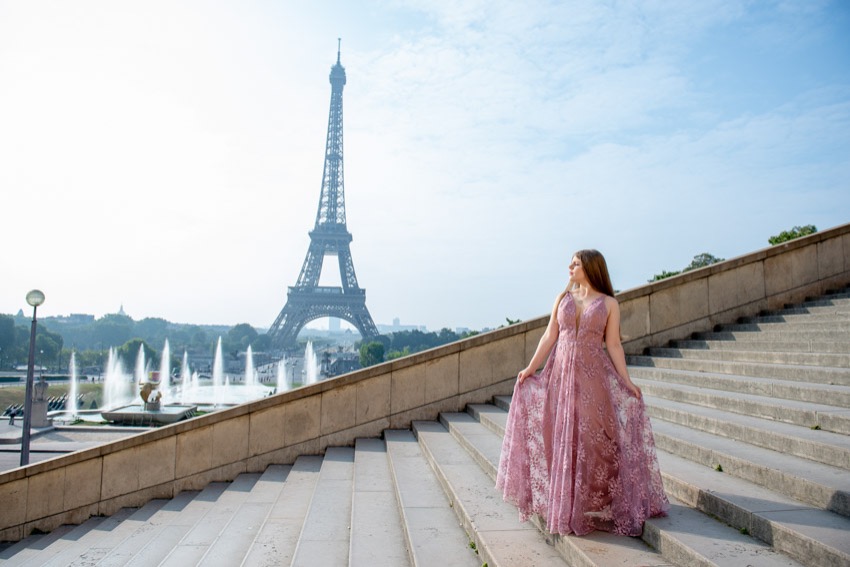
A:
[[1, 221, 848, 543]]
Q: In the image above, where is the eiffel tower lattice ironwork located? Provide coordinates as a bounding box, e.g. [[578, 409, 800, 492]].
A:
[[268, 44, 379, 350]]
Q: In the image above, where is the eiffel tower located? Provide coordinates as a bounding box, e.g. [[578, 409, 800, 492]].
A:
[[268, 43, 379, 350]]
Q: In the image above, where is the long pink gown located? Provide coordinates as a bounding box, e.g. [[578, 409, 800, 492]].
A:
[[496, 293, 669, 536]]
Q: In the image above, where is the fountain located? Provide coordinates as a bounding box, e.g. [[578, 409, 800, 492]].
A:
[[245, 345, 257, 387], [179, 351, 191, 405], [61, 335, 277, 427], [102, 369, 197, 426], [103, 347, 134, 410], [276, 356, 290, 392], [159, 339, 171, 394], [134, 344, 146, 393], [304, 341, 319, 385], [67, 351, 79, 420]]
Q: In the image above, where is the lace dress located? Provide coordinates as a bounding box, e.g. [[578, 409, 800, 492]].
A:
[[496, 293, 669, 536]]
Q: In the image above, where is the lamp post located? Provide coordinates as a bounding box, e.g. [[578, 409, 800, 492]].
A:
[[20, 289, 45, 467]]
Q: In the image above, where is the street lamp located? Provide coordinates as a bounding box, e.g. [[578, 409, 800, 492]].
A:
[[20, 289, 45, 467]]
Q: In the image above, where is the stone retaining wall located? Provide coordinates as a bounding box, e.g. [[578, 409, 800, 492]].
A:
[[1, 222, 848, 542]]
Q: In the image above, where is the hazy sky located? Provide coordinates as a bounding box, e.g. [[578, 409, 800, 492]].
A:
[[1, 1, 849, 333]]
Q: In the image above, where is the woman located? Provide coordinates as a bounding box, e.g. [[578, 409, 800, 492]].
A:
[[496, 249, 668, 536]]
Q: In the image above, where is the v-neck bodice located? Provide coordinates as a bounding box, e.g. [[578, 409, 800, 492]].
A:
[[558, 292, 607, 345]]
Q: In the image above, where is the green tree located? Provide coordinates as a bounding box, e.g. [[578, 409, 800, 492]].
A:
[[386, 346, 411, 361], [0, 314, 17, 368], [768, 225, 817, 245], [92, 314, 134, 348], [35, 331, 63, 366], [252, 334, 272, 352], [649, 252, 724, 282], [359, 341, 385, 367], [683, 252, 725, 272], [116, 338, 158, 370], [224, 323, 259, 358], [648, 269, 681, 282], [135, 317, 170, 345]]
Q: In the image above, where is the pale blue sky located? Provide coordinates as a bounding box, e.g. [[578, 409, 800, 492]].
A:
[[1, 0, 848, 333]]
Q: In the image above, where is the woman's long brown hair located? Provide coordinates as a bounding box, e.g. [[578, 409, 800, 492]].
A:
[[573, 249, 615, 297]]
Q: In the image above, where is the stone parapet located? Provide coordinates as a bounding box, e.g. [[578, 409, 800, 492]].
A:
[[1, 221, 848, 542]]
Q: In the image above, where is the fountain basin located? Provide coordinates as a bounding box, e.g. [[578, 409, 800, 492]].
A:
[[102, 404, 198, 426]]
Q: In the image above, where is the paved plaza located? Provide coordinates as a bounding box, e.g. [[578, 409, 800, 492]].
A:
[[0, 419, 143, 473]]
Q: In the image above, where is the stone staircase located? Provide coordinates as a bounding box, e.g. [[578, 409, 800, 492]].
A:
[[1, 291, 849, 566]]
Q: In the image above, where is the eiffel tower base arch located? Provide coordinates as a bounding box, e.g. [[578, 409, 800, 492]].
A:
[[268, 288, 379, 352]]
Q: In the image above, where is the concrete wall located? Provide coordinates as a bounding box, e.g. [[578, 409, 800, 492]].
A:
[[2, 222, 849, 542], [618, 222, 850, 354]]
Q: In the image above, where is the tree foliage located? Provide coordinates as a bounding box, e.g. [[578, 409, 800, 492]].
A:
[[0, 315, 17, 367], [115, 338, 158, 370], [649, 252, 725, 282], [359, 341, 385, 367], [224, 323, 260, 358], [649, 269, 681, 282], [683, 252, 725, 272], [768, 225, 817, 245]]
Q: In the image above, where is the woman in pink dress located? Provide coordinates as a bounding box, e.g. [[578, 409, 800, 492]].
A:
[[496, 249, 669, 536]]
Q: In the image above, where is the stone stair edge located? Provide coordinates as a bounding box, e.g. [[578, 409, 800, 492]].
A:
[[411, 419, 571, 567], [637, 379, 850, 435], [645, 397, 850, 471], [649, 418, 850, 515], [289, 447, 354, 566], [469, 396, 850, 563], [441, 409, 804, 567], [383, 429, 481, 567], [657, 449, 850, 567]]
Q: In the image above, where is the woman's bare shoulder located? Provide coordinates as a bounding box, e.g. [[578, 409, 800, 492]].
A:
[[603, 295, 620, 311]]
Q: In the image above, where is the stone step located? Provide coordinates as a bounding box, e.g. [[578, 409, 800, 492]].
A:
[[645, 395, 850, 471], [628, 366, 850, 408], [290, 446, 354, 567], [37, 508, 140, 567], [433, 412, 671, 567], [97, 489, 207, 566], [12, 516, 108, 567], [384, 429, 481, 567], [628, 356, 850, 387], [479, 400, 848, 566], [0, 524, 76, 564], [64, 501, 169, 567], [670, 338, 850, 354], [349, 438, 411, 567], [718, 321, 850, 333], [446, 409, 802, 567], [658, 449, 850, 567], [412, 420, 570, 567], [240, 455, 323, 566], [650, 418, 850, 518], [642, 496, 804, 567], [157, 473, 263, 566], [637, 378, 850, 435], [193, 465, 291, 566], [646, 346, 850, 368], [796, 294, 850, 307], [742, 312, 850, 324], [481, 400, 850, 521], [692, 329, 850, 343], [762, 305, 850, 318]]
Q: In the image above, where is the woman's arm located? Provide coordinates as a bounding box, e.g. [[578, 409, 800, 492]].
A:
[[604, 297, 642, 398], [517, 291, 566, 383]]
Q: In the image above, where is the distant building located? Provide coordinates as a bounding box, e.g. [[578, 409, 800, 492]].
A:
[[47, 313, 96, 325], [376, 318, 426, 334]]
